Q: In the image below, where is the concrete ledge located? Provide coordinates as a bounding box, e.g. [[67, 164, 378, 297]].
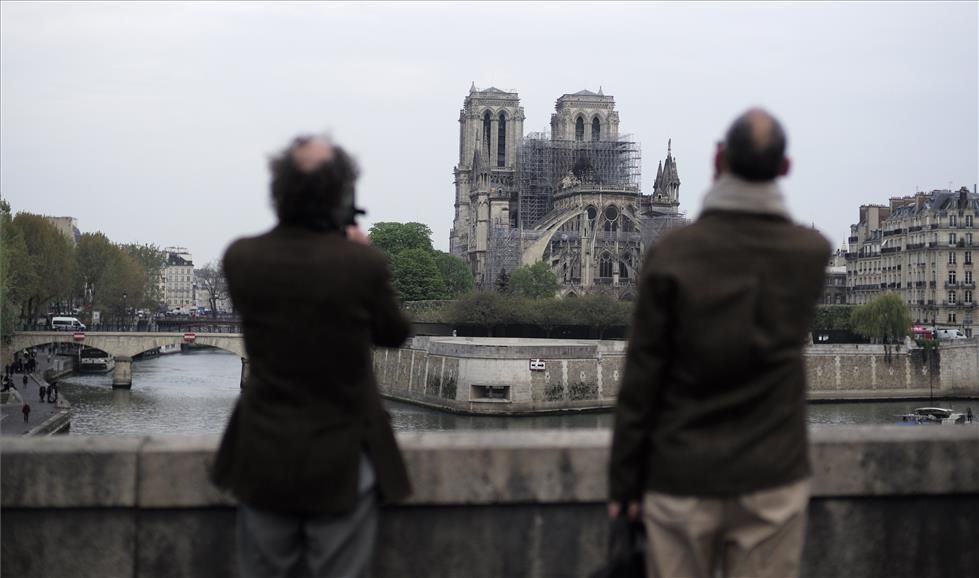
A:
[[3, 427, 977, 509], [2, 427, 977, 578], [1, 437, 143, 508]]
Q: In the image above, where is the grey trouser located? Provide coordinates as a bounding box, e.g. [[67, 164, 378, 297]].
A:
[[642, 478, 810, 578], [237, 456, 378, 578]]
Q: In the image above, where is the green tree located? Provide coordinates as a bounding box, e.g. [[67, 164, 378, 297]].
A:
[[495, 268, 511, 294], [851, 292, 911, 360], [122, 243, 166, 309], [368, 222, 434, 255], [571, 293, 633, 339], [12, 213, 74, 326], [391, 248, 447, 301], [812, 305, 854, 331], [449, 291, 508, 332], [433, 251, 473, 297], [74, 232, 116, 314], [0, 198, 35, 334], [521, 297, 575, 337], [509, 262, 559, 299]]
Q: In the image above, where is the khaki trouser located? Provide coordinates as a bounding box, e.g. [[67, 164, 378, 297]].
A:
[[642, 478, 810, 578]]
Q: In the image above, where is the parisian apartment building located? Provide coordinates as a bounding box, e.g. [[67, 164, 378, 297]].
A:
[[161, 247, 195, 312], [846, 186, 978, 337]]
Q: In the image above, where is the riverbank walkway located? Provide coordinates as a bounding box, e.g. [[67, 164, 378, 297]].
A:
[[0, 353, 69, 436]]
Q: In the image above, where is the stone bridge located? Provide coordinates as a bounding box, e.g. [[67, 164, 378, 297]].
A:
[[8, 332, 247, 388]]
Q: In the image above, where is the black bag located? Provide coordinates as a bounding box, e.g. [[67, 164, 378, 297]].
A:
[[588, 515, 647, 578]]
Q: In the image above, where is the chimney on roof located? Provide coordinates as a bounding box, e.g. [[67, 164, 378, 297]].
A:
[[959, 186, 969, 210]]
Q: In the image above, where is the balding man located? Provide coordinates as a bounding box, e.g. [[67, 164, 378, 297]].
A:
[[609, 109, 831, 578], [211, 135, 412, 578]]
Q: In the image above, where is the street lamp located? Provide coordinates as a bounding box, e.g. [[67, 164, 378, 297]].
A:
[[122, 291, 128, 331]]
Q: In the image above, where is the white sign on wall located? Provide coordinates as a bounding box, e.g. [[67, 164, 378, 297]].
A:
[[529, 358, 546, 372]]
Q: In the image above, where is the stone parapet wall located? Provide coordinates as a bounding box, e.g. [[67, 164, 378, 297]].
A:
[[375, 339, 979, 413], [374, 338, 627, 414], [2, 427, 977, 578]]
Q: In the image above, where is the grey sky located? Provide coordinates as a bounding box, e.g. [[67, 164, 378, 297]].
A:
[[2, 1, 976, 267]]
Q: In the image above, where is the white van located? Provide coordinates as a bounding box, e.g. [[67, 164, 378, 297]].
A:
[[51, 317, 86, 331], [935, 328, 967, 340]]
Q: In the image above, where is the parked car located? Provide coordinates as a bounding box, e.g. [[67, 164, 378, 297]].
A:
[[51, 316, 86, 331], [935, 328, 967, 340]]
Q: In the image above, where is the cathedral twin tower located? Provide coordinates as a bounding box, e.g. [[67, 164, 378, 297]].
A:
[[450, 84, 682, 297]]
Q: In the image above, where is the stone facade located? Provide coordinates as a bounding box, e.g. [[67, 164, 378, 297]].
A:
[[450, 86, 684, 296], [161, 247, 194, 312], [374, 338, 979, 413], [846, 187, 978, 336]]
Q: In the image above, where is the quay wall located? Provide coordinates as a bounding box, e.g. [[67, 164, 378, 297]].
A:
[[2, 427, 977, 578], [375, 338, 979, 413]]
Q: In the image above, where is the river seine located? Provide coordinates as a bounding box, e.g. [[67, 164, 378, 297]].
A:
[[57, 349, 978, 436]]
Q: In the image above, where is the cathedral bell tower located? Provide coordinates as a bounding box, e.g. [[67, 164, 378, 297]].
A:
[[450, 84, 524, 284]]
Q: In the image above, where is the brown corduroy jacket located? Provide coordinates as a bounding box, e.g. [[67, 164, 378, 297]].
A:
[[211, 225, 412, 514], [610, 210, 831, 501]]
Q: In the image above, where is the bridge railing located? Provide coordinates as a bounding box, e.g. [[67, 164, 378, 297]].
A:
[[15, 320, 242, 334]]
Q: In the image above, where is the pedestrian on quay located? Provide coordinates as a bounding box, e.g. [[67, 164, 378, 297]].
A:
[[211, 134, 412, 578], [22, 374, 28, 389], [39, 384, 46, 402], [22, 402, 30, 423], [609, 108, 831, 578], [47, 382, 58, 403]]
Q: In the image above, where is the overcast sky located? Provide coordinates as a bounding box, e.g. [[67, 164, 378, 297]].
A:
[[2, 1, 976, 267]]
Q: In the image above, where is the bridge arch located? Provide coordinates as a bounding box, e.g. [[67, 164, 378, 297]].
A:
[[9, 332, 248, 389]]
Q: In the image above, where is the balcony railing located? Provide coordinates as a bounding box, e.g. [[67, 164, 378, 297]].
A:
[[907, 243, 925, 250]]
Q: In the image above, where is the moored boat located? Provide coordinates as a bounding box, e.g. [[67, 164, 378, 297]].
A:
[[895, 407, 973, 425], [77, 348, 115, 373]]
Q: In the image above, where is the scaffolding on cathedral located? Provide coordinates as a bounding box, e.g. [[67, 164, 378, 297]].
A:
[[516, 132, 642, 229], [640, 212, 689, 248]]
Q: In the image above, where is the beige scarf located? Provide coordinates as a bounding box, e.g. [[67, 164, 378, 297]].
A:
[[701, 174, 790, 219]]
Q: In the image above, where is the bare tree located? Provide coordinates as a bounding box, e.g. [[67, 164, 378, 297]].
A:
[[195, 261, 228, 318]]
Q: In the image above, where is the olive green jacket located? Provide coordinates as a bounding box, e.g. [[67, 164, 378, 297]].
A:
[[610, 203, 831, 500], [211, 225, 412, 514]]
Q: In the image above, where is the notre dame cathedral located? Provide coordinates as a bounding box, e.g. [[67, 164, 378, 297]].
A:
[[449, 85, 684, 298]]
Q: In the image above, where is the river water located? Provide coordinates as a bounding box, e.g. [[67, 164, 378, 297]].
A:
[[56, 349, 978, 436]]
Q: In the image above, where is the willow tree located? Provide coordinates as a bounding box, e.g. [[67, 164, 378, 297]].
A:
[[851, 292, 912, 361]]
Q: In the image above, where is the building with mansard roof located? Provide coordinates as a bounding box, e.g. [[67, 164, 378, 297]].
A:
[[846, 186, 978, 336], [449, 85, 684, 297]]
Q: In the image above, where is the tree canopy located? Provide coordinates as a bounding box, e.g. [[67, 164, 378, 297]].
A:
[[368, 222, 434, 255], [851, 292, 911, 345], [433, 251, 473, 297], [509, 262, 559, 299], [368, 222, 473, 302], [391, 248, 448, 302], [0, 198, 171, 333]]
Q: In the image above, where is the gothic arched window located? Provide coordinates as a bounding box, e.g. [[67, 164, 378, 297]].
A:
[[599, 253, 613, 278], [575, 117, 584, 141], [619, 261, 629, 279], [482, 111, 492, 155], [498, 113, 507, 167], [592, 117, 600, 141]]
